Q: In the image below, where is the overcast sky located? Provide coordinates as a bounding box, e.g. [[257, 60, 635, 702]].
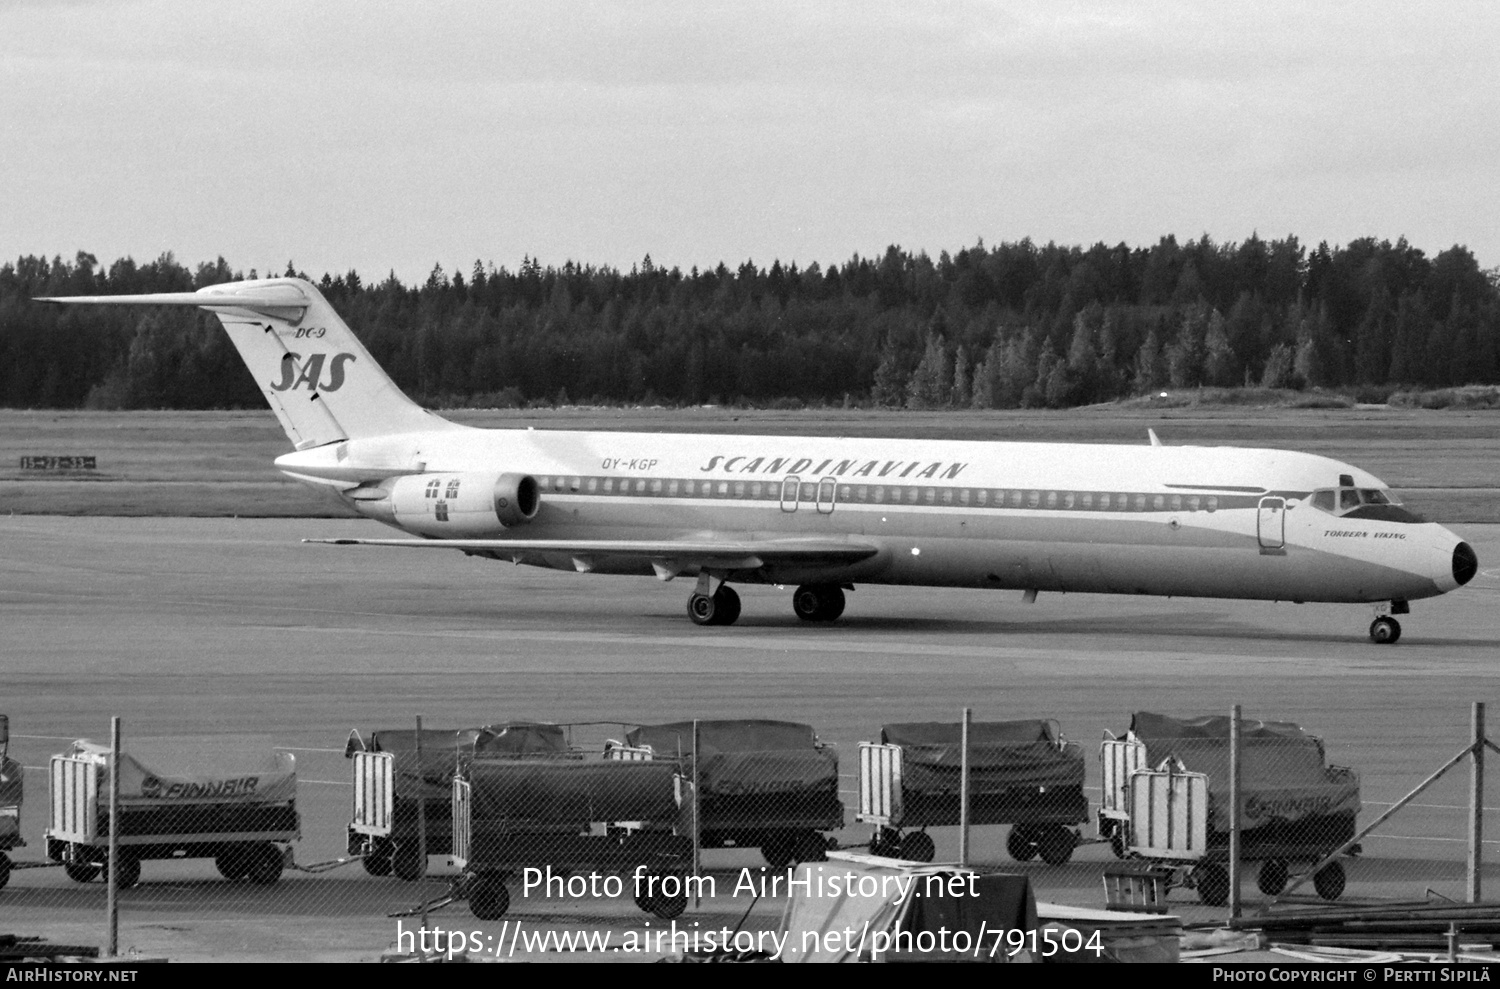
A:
[[3, 0, 1497, 283]]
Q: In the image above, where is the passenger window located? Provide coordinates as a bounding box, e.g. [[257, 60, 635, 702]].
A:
[[873, 486, 885, 503], [733, 481, 745, 497], [1170, 494, 1182, 511], [602, 478, 615, 494], [1081, 492, 1093, 509], [958, 489, 970, 506], [587, 477, 599, 493], [1045, 491, 1057, 509], [650, 479, 663, 495], [857, 485, 868, 501], [636, 479, 648, 494], [924, 488, 936, 504], [1099, 494, 1111, 510], [1153, 495, 1165, 510], [1134, 495, 1146, 511], [1206, 496, 1218, 512], [907, 488, 919, 504], [976, 489, 988, 506], [839, 485, 852, 501], [1063, 492, 1075, 509], [1027, 491, 1040, 508], [1186, 495, 1199, 511], [720, 482, 732, 497], [667, 479, 679, 496], [569, 477, 581, 492], [1339, 489, 1360, 511], [941, 489, 953, 505]]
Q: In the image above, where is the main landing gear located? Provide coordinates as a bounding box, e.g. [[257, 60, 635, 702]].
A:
[[792, 584, 845, 623], [685, 581, 851, 627]]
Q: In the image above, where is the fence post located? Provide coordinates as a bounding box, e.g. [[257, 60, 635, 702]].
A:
[[959, 708, 971, 867], [1228, 704, 1241, 918], [692, 719, 701, 909], [415, 715, 428, 937], [106, 716, 121, 959], [1470, 702, 1485, 904]]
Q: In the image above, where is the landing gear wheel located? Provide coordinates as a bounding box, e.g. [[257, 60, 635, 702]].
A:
[[792, 584, 846, 622], [470, 875, 510, 920], [688, 593, 717, 626], [1037, 826, 1078, 866], [247, 843, 284, 885], [64, 861, 100, 883], [712, 585, 741, 626], [215, 848, 251, 881], [392, 842, 426, 882], [652, 882, 688, 920], [1370, 616, 1401, 644], [793, 830, 828, 864], [1195, 864, 1229, 906], [1314, 861, 1346, 901], [1006, 827, 1038, 862], [102, 856, 141, 890], [1257, 859, 1288, 896], [1109, 829, 1129, 859], [761, 834, 795, 870], [900, 831, 935, 863]]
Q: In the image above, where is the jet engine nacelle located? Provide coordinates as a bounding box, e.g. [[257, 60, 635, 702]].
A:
[[359, 471, 540, 536]]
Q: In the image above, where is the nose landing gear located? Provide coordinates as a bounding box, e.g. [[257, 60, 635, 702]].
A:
[[1369, 616, 1401, 644]]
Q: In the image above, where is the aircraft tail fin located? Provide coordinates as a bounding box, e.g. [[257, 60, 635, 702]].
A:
[[38, 278, 455, 448]]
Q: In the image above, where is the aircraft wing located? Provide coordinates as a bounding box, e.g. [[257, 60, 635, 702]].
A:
[[304, 536, 880, 577]]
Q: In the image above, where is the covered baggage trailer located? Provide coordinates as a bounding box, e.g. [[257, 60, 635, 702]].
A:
[[620, 720, 843, 869], [1098, 712, 1360, 905], [452, 757, 691, 921], [346, 721, 572, 880], [45, 740, 299, 888], [0, 716, 22, 890], [857, 720, 1088, 864]]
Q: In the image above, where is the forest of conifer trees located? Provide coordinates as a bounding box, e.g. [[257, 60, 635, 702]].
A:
[[2, 234, 1497, 412]]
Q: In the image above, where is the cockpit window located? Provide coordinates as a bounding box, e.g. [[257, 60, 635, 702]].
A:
[[1310, 487, 1416, 520]]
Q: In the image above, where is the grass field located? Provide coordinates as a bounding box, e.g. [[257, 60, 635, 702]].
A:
[[1, 405, 1496, 520]]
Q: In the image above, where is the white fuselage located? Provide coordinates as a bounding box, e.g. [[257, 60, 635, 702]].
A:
[[278, 424, 1469, 605]]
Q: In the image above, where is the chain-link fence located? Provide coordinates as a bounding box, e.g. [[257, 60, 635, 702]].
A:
[[1, 705, 1497, 960]]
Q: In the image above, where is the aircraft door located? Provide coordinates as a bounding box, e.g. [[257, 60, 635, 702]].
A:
[[816, 477, 836, 514], [1257, 497, 1285, 549], [781, 476, 800, 513]]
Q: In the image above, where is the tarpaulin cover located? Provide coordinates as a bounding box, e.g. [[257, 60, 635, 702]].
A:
[[881, 721, 1085, 793], [625, 720, 837, 796], [779, 855, 1035, 963], [1128, 712, 1361, 832], [63, 740, 296, 806], [469, 759, 678, 827], [367, 723, 569, 802], [0, 755, 20, 810]]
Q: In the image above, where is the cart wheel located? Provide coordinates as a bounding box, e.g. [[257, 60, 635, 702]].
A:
[[1257, 859, 1288, 896], [247, 843, 284, 885], [653, 890, 687, 920], [362, 843, 393, 877], [1037, 826, 1077, 866], [0, 853, 10, 891], [470, 875, 510, 920], [761, 835, 795, 870], [102, 856, 141, 889], [215, 848, 251, 881], [1314, 861, 1346, 901], [392, 842, 427, 881], [1006, 827, 1038, 862], [64, 861, 100, 884], [900, 831, 935, 863], [1109, 829, 1128, 859], [793, 830, 828, 865], [869, 828, 899, 857], [1195, 864, 1229, 906]]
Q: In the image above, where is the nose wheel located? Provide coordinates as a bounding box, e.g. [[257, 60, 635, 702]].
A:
[[1369, 616, 1401, 644]]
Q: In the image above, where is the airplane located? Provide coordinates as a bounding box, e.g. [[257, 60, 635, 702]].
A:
[[40, 277, 1477, 643]]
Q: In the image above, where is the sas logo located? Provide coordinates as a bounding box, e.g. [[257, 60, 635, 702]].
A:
[[271, 352, 357, 392]]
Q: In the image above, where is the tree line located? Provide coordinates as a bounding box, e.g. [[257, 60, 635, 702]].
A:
[[2, 235, 1497, 412]]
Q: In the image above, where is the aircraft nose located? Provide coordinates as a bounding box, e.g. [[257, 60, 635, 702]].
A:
[[1453, 541, 1478, 586]]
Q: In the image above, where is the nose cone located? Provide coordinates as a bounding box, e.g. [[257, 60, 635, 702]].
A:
[[1453, 541, 1478, 586]]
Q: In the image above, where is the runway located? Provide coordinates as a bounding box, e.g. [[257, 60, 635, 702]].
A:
[[4, 515, 1500, 960]]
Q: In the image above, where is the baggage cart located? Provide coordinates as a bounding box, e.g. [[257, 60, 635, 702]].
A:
[[44, 739, 299, 887], [346, 721, 573, 880], [0, 716, 21, 890], [1098, 712, 1360, 905], [621, 720, 843, 869], [857, 720, 1088, 864], [452, 757, 691, 921]]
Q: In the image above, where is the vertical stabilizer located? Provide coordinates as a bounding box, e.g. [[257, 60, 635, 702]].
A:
[[39, 277, 456, 447]]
